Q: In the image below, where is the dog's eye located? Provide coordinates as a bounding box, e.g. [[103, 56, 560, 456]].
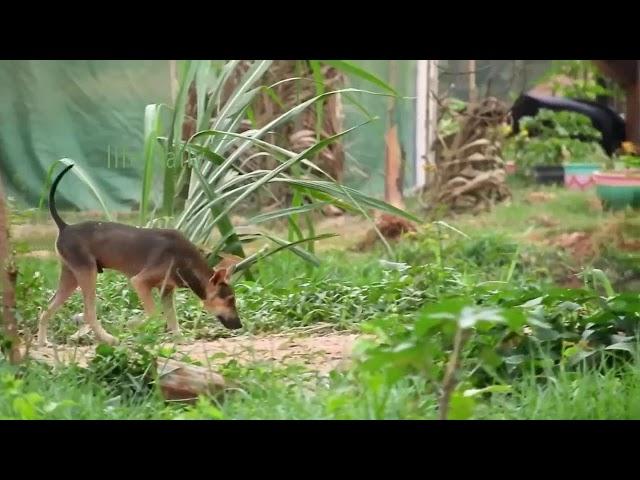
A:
[[217, 284, 233, 298]]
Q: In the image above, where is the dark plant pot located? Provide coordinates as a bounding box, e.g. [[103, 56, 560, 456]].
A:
[[532, 165, 565, 185]]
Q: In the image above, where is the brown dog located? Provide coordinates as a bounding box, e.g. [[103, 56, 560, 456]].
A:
[[37, 163, 241, 347]]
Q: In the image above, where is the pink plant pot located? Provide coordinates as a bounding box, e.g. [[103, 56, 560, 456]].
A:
[[563, 164, 599, 191]]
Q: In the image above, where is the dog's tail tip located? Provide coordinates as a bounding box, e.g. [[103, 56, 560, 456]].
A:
[[49, 162, 75, 231]]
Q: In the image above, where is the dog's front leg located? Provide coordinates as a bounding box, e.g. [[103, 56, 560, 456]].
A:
[[161, 286, 182, 338], [130, 274, 158, 317]]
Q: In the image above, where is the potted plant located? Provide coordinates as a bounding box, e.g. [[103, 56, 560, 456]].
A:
[[504, 109, 567, 185], [505, 109, 612, 187], [504, 132, 568, 185], [594, 153, 640, 210]]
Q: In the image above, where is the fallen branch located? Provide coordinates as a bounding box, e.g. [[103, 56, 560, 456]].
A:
[[157, 357, 226, 402]]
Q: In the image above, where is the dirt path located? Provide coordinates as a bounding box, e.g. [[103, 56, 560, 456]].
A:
[[27, 332, 362, 374]]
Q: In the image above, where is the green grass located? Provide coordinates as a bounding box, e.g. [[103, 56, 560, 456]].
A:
[[447, 183, 606, 238], [6, 350, 640, 420], [483, 361, 640, 420], [203, 357, 640, 420], [0, 362, 178, 420], [3, 184, 640, 419]]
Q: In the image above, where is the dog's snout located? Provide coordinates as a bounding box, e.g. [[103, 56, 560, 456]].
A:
[[218, 315, 242, 330]]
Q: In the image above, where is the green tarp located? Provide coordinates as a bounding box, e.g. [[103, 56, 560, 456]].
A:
[[342, 60, 417, 197], [0, 60, 418, 211], [0, 60, 171, 211], [0, 60, 554, 213]]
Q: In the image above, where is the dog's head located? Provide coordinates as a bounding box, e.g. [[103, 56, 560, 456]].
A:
[[203, 257, 242, 330]]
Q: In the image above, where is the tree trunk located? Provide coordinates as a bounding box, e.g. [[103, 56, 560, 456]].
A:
[[468, 60, 477, 104], [0, 172, 21, 364]]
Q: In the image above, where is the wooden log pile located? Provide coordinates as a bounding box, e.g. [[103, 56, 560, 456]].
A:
[[429, 97, 511, 214]]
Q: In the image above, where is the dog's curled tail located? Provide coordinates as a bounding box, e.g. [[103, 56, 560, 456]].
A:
[[49, 163, 74, 231]]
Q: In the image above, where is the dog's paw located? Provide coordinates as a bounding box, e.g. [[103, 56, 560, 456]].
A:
[[126, 316, 144, 329], [69, 325, 93, 343], [170, 332, 187, 345], [36, 338, 54, 349], [98, 333, 119, 346]]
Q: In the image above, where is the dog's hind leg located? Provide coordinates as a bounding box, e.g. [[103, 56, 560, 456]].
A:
[[37, 264, 78, 347], [74, 266, 118, 346]]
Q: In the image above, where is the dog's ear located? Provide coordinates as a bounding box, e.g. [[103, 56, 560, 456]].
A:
[[217, 253, 242, 268], [209, 268, 229, 285], [210, 253, 242, 285], [225, 263, 236, 277], [216, 253, 242, 274]]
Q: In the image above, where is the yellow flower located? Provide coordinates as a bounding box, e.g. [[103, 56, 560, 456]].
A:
[[499, 124, 512, 136], [622, 141, 638, 154]]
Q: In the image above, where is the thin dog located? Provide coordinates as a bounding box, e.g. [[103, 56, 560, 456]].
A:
[[37, 163, 241, 347]]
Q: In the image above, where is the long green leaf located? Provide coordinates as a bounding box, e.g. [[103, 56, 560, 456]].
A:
[[186, 61, 272, 216], [189, 157, 247, 262], [163, 60, 199, 216], [141, 104, 164, 224], [235, 233, 337, 271], [210, 88, 388, 181], [247, 202, 329, 225], [319, 60, 398, 95], [309, 60, 325, 142], [179, 142, 246, 175], [205, 60, 241, 125], [207, 120, 372, 228], [211, 60, 272, 131], [273, 178, 421, 223], [179, 136, 417, 243], [195, 61, 211, 133], [260, 232, 336, 266], [287, 189, 305, 243], [39, 159, 112, 221], [181, 160, 418, 242], [178, 87, 392, 227], [187, 128, 320, 175]]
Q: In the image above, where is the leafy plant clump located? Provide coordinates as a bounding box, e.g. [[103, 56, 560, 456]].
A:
[[354, 274, 640, 419], [539, 60, 622, 101], [504, 109, 609, 170]]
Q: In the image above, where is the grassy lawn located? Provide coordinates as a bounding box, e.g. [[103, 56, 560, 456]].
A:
[[2, 182, 640, 420]]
